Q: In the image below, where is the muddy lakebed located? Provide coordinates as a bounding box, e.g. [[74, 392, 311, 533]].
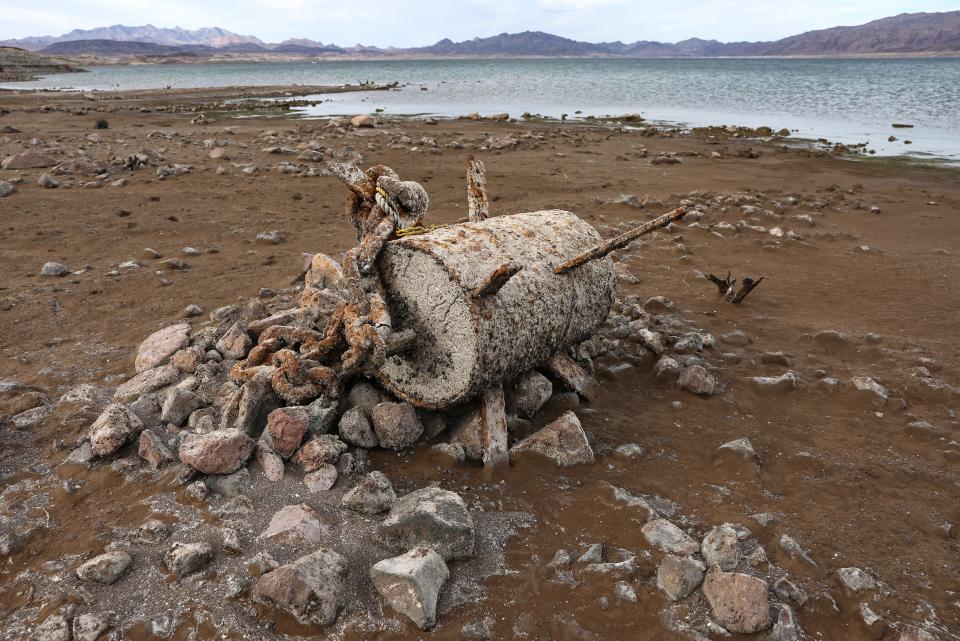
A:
[[0, 84, 959, 641]]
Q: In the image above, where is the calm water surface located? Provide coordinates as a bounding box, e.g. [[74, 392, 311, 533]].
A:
[[5, 58, 959, 163]]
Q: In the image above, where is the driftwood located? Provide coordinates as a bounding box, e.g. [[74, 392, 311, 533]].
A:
[[376, 210, 616, 408], [707, 271, 765, 304], [554, 205, 687, 274]]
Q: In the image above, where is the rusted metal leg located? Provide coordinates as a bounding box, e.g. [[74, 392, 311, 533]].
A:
[[481, 384, 508, 469]]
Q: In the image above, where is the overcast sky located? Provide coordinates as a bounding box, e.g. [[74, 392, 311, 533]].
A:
[[4, 0, 958, 45]]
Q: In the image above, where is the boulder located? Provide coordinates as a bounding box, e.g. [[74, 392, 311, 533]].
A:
[[507, 371, 553, 418], [135, 323, 190, 373], [252, 549, 348, 626], [509, 411, 594, 467], [701, 523, 740, 570], [178, 429, 254, 475], [702, 570, 771, 633], [138, 430, 174, 468], [371, 402, 423, 450], [377, 486, 475, 560], [76, 551, 132, 584], [1, 151, 57, 169], [258, 504, 327, 545], [164, 542, 214, 577], [342, 471, 396, 514], [338, 407, 378, 448], [641, 519, 697, 555], [89, 403, 143, 456], [370, 547, 449, 629], [656, 554, 705, 601]]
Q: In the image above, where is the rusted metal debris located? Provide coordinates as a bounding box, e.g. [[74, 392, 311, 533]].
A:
[[707, 271, 765, 304]]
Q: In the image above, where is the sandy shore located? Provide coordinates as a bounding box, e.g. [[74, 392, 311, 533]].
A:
[[1, 85, 958, 641]]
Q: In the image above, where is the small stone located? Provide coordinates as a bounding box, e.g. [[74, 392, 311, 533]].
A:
[[351, 114, 376, 128], [702, 570, 771, 633], [653, 356, 681, 383], [252, 549, 348, 626], [32, 615, 70, 641], [305, 253, 344, 289], [377, 486, 475, 560], [507, 370, 553, 418], [76, 550, 132, 584], [656, 554, 705, 600], [255, 230, 284, 244], [345, 381, 387, 416], [164, 542, 214, 577], [246, 551, 279, 577], [72, 613, 111, 641], [639, 329, 665, 355], [170, 346, 204, 373], [304, 464, 338, 492], [716, 437, 759, 467], [371, 402, 423, 450], [178, 429, 254, 475], [641, 519, 697, 555], [267, 406, 311, 458], [342, 471, 396, 514], [160, 387, 205, 426], [40, 261, 71, 277], [89, 403, 143, 456], [750, 372, 797, 392], [509, 411, 594, 466], [138, 430, 174, 468], [721, 330, 751, 346], [613, 443, 645, 458], [779, 534, 817, 566], [773, 576, 807, 607], [255, 443, 285, 481], [186, 480, 208, 500], [430, 442, 466, 463], [338, 407, 378, 448], [135, 323, 190, 372], [184, 304, 203, 317], [615, 581, 637, 602], [701, 523, 739, 570], [859, 603, 888, 639], [38, 173, 59, 188], [0, 180, 17, 197], [294, 434, 348, 472], [258, 504, 327, 545], [836, 567, 877, 593], [370, 547, 449, 629], [113, 364, 180, 403], [462, 616, 495, 641], [677, 365, 717, 395], [221, 527, 242, 553]]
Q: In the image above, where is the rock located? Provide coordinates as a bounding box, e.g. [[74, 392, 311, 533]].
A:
[[342, 471, 396, 514], [371, 402, 423, 450], [721, 330, 751, 346], [206, 468, 251, 496], [38, 173, 59, 188], [0, 180, 16, 197], [138, 430, 174, 468], [639, 329, 665, 355], [613, 443, 645, 458], [370, 547, 449, 629], [178, 429, 254, 475], [715, 437, 759, 468], [653, 356, 681, 383], [509, 411, 594, 466], [40, 261, 71, 277], [160, 387, 205, 426], [304, 465, 338, 492], [76, 550, 132, 584], [702, 570, 771, 633], [615, 581, 638, 602], [135, 323, 191, 373], [351, 115, 376, 128], [345, 381, 386, 416], [814, 329, 850, 350], [859, 603, 888, 639], [294, 434, 348, 472], [252, 549, 348, 626], [750, 372, 797, 392], [1, 151, 57, 169], [259, 504, 327, 545], [701, 524, 739, 570], [89, 403, 143, 456], [170, 346, 204, 373], [72, 613, 111, 641], [338, 407, 378, 448], [641, 519, 697, 555], [255, 443, 285, 481], [770, 604, 801, 641], [779, 534, 817, 566], [256, 230, 284, 244], [164, 542, 214, 577], [462, 616, 495, 640], [184, 304, 203, 317], [677, 366, 717, 396], [773, 577, 807, 607], [113, 364, 180, 403], [430, 442, 466, 463], [246, 551, 279, 577], [220, 369, 281, 436], [267, 406, 311, 457], [377, 486, 475, 560], [32, 615, 70, 641], [305, 253, 344, 290], [848, 376, 888, 400], [507, 371, 553, 418], [656, 554, 705, 600], [216, 322, 252, 359], [221, 527, 242, 553], [836, 567, 876, 593], [448, 408, 484, 461]]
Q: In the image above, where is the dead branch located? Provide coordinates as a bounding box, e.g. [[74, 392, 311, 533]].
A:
[[731, 277, 765, 304], [554, 206, 687, 275], [707, 271, 735, 296]]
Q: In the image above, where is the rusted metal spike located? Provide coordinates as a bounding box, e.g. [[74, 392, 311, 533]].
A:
[[473, 260, 522, 298], [554, 205, 687, 274]]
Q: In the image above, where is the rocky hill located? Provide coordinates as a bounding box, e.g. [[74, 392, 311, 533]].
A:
[[0, 46, 80, 81]]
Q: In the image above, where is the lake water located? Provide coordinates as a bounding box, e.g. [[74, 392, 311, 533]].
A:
[[5, 58, 960, 164]]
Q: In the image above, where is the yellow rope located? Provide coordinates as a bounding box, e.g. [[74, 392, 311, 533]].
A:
[[395, 224, 447, 238]]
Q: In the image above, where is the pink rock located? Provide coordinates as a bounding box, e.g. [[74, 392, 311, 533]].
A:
[[135, 323, 191, 373], [256, 443, 285, 482], [294, 435, 347, 473], [252, 549, 347, 625], [138, 430, 174, 468], [350, 115, 375, 128], [267, 407, 310, 458], [702, 570, 771, 633], [258, 504, 328, 545], [304, 464, 338, 492], [1, 151, 57, 170], [216, 322, 252, 360], [508, 411, 593, 467], [178, 429, 254, 475], [89, 404, 143, 456]]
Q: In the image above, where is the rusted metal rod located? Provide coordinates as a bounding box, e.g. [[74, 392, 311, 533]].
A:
[[466, 155, 489, 222], [554, 205, 687, 275]]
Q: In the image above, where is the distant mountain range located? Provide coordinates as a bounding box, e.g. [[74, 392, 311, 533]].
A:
[[3, 11, 959, 58]]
